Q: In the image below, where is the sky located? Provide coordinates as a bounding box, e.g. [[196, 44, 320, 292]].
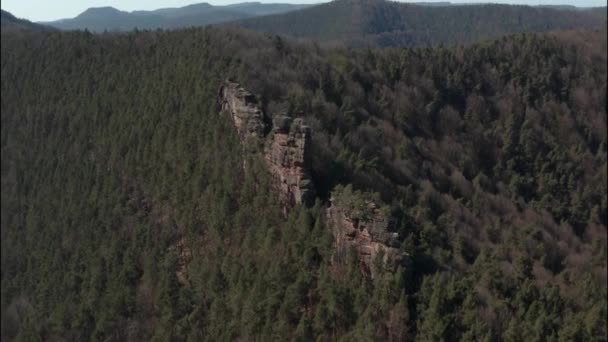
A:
[[2, 0, 606, 22]]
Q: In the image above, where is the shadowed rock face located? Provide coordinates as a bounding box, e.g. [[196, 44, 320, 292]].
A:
[[327, 197, 404, 277], [220, 81, 265, 141], [265, 116, 315, 212], [220, 81, 314, 211]]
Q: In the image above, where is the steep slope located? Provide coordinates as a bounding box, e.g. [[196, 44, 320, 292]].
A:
[[44, 2, 310, 32], [233, 0, 607, 46], [1, 27, 606, 340], [1, 10, 55, 32]]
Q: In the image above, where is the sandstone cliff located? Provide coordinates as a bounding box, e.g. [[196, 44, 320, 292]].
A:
[[220, 81, 314, 210], [220, 81, 266, 142], [265, 116, 315, 211], [327, 185, 404, 277], [220, 81, 403, 277]]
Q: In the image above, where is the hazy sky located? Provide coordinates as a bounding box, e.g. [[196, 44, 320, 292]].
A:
[[2, 0, 606, 22]]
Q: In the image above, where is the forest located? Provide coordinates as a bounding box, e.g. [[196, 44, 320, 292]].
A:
[[233, 0, 607, 47], [1, 20, 607, 342]]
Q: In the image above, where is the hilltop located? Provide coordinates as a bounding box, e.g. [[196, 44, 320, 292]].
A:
[[42, 2, 310, 32], [232, 0, 607, 46], [1, 10, 55, 32]]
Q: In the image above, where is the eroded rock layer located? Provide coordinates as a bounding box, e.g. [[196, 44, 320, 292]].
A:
[[220, 81, 265, 141], [265, 116, 315, 210], [220, 81, 314, 210], [220, 81, 402, 276], [327, 188, 404, 277]]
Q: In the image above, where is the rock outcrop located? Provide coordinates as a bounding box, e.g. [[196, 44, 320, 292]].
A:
[[220, 81, 402, 277], [265, 116, 315, 211], [220, 81, 266, 142], [220, 81, 314, 211], [327, 185, 404, 277]]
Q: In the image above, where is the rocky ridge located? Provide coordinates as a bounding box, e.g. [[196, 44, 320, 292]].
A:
[[220, 81, 404, 275], [220, 81, 314, 210]]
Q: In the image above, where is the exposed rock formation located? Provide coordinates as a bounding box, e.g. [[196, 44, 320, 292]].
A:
[[265, 116, 315, 211], [327, 186, 404, 277], [220, 81, 314, 211], [220, 81, 402, 277], [220, 81, 266, 142]]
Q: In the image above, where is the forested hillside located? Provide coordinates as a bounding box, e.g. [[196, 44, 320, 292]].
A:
[[233, 0, 607, 47], [1, 25, 607, 341], [1, 10, 55, 32]]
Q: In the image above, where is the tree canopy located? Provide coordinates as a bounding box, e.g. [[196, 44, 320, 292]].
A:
[[1, 26, 606, 341]]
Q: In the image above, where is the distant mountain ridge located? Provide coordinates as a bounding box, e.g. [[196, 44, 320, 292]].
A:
[[42, 2, 311, 32], [33, 1, 608, 37], [1, 10, 55, 32], [231, 0, 607, 47]]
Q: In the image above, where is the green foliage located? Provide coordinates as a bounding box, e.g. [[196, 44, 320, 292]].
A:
[[331, 184, 388, 220], [1, 26, 606, 341]]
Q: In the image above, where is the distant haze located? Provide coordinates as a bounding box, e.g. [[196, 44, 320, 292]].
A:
[[2, 0, 607, 22]]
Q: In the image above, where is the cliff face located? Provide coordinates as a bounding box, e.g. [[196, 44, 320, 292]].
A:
[[220, 81, 402, 276], [265, 116, 315, 211], [327, 201, 403, 277], [220, 81, 265, 142], [220, 81, 313, 211]]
